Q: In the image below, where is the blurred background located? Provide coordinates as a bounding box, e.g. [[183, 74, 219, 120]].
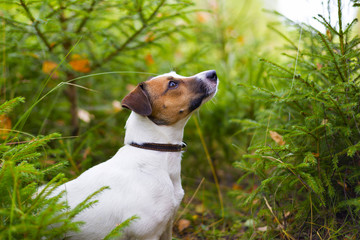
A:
[[1, 0, 360, 239]]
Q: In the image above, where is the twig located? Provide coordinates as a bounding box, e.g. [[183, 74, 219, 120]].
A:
[[343, 167, 355, 223], [317, 32, 345, 82], [92, 0, 166, 70], [19, 0, 53, 52], [75, 0, 98, 33], [263, 196, 295, 240], [322, 103, 334, 159], [337, 0, 348, 80]]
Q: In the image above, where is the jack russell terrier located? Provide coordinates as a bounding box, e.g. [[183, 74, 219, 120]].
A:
[[54, 70, 218, 239]]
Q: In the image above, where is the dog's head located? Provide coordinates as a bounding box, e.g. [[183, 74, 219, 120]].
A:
[[121, 70, 218, 125]]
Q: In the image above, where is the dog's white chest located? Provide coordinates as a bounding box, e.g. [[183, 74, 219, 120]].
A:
[[61, 146, 184, 240]]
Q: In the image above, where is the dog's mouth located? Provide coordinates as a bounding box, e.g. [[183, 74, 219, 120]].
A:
[[189, 71, 218, 112]]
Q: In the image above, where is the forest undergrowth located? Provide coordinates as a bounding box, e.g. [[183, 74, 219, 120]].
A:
[[1, 0, 360, 239]]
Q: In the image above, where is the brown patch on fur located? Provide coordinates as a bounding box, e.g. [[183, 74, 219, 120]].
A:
[[143, 75, 207, 125]]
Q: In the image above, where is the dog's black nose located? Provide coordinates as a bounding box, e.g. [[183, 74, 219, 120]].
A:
[[206, 70, 217, 82]]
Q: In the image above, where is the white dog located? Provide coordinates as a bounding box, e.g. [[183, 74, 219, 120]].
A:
[[53, 70, 218, 239]]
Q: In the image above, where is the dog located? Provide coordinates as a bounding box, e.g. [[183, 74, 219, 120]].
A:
[[52, 70, 218, 239]]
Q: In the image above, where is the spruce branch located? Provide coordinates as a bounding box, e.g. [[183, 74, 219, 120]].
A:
[[317, 31, 345, 82], [327, 95, 349, 126], [264, 147, 324, 205], [92, 0, 166, 70], [19, 0, 53, 52], [260, 58, 315, 90], [314, 14, 339, 36], [344, 18, 358, 35], [136, 0, 146, 24], [75, 0, 99, 34], [268, 24, 300, 51], [337, 0, 349, 80], [0, 97, 25, 115]]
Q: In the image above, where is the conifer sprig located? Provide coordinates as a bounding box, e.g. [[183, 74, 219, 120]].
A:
[[236, 1, 360, 238]]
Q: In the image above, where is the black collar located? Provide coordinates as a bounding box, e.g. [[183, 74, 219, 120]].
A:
[[129, 142, 187, 152]]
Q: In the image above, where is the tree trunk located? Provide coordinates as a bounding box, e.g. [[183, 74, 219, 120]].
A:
[[64, 72, 79, 136]]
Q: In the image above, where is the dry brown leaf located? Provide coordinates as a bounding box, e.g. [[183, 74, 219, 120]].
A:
[[269, 131, 285, 146], [145, 32, 155, 42], [232, 183, 242, 190], [44, 160, 55, 165], [78, 109, 92, 123], [0, 115, 11, 139], [178, 219, 191, 232], [42, 61, 59, 78], [56, 120, 65, 126], [337, 181, 348, 190], [257, 226, 268, 232], [112, 100, 122, 112], [196, 12, 210, 23], [69, 54, 91, 73], [82, 147, 91, 160], [195, 204, 205, 214], [326, 29, 332, 41], [316, 63, 323, 70], [145, 53, 154, 65]]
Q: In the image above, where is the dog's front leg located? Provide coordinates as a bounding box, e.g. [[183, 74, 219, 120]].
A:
[[159, 219, 173, 240]]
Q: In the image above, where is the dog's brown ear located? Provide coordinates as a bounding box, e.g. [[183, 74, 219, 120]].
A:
[[121, 83, 152, 116]]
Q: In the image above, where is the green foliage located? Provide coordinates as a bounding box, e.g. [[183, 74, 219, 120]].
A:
[[1, 0, 195, 174], [235, 1, 360, 238], [0, 98, 135, 239], [10, 0, 360, 239], [0, 97, 25, 115]]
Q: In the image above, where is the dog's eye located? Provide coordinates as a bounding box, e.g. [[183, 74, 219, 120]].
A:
[[168, 81, 178, 89]]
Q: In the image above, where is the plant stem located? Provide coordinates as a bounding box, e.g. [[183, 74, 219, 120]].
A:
[[1, 11, 6, 101], [337, 0, 348, 80], [194, 117, 224, 219], [317, 32, 345, 82]]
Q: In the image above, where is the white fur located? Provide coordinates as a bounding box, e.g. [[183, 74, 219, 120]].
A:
[[50, 71, 218, 240]]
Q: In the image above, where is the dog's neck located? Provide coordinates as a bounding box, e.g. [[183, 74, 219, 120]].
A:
[[124, 112, 189, 145]]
